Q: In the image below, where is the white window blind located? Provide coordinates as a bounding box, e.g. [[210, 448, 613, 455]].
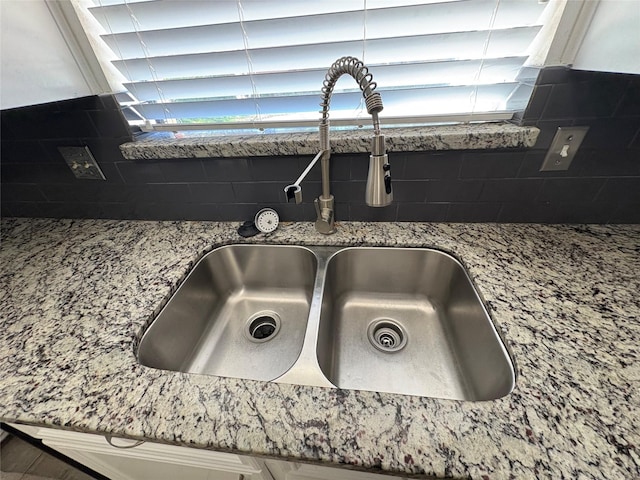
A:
[[82, 0, 550, 130]]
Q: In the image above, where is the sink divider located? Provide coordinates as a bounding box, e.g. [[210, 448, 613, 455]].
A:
[[273, 246, 340, 388]]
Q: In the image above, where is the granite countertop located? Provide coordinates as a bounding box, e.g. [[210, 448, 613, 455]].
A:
[[1, 218, 638, 479], [120, 123, 540, 159]]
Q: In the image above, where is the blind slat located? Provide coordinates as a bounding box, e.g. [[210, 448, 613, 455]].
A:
[[113, 27, 539, 82], [90, 0, 464, 34], [125, 57, 526, 103], [97, 1, 544, 59], [134, 84, 519, 121], [82, 0, 551, 128]]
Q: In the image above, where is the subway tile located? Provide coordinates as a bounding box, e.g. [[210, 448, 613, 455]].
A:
[[40, 183, 135, 203], [350, 155, 370, 180], [523, 85, 552, 121], [499, 202, 614, 223], [189, 183, 235, 203], [547, 202, 615, 223], [480, 179, 543, 202], [86, 109, 132, 138], [402, 152, 462, 180], [132, 202, 200, 221], [498, 202, 556, 223], [615, 77, 640, 117], [1, 140, 50, 163], [157, 159, 206, 182], [215, 203, 262, 221], [203, 158, 251, 181], [1, 202, 43, 218], [1, 163, 75, 184], [397, 203, 448, 222], [595, 178, 640, 203], [579, 118, 640, 150], [460, 151, 524, 178], [1, 202, 13, 217], [249, 156, 299, 181], [610, 202, 640, 223], [424, 180, 484, 202], [631, 127, 640, 149], [44, 111, 100, 139], [116, 161, 165, 183], [542, 79, 627, 120], [1, 113, 17, 139], [1, 183, 46, 202], [328, 154, 352, 181], [537, 178, 606, 203], [232, 182, 284, 203], [446, 203, 501, 222], [576, 149, 640, 177], [332, 181, 367, 202], [94, 202, 137, 220], [391, 180, 427, 202], [348, 203, 398, 221], [142, 184, 193, 203]]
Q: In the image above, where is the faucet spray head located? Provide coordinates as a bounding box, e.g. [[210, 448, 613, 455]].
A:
[[366, 134, 392, 207]]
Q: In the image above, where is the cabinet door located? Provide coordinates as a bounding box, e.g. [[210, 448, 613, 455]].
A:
[[264, 459, 408, 480], [8, 423, 271, 480]]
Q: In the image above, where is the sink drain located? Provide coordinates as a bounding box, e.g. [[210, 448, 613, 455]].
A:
[[246, 311, 281, 343], [368, 319, 407, 353]]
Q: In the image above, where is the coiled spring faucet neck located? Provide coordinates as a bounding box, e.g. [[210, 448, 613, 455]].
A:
[[284, 56, 392, 235], [320, 56, 384, 135]]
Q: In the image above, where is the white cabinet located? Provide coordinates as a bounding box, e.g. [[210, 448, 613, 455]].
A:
[[8, 423, 406, 480]]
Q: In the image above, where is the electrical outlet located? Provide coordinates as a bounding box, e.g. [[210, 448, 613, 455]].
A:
[[539, 127, 589, 172], [58, 146, 106, 180]]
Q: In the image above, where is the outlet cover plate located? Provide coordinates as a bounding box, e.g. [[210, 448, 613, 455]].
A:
[[540, 126, 589, 172], [59, 146, 106, 180]]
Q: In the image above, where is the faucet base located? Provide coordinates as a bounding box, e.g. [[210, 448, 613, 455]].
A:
[[314, 195, 336, 235]]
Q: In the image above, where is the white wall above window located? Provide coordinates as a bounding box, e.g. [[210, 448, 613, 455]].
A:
[[0, 0, 94, 109], [573, 0, 640, 75]]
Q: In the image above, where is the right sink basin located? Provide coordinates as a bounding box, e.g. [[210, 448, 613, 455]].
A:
[[315, 247, 515, 401]]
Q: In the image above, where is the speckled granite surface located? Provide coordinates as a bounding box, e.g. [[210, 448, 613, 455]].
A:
[[1, 219, 638, 479], [120, 123, 539, 159]]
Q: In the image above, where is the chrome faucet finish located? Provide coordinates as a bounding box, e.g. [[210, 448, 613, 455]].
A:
[[285, 56, 392, 235]]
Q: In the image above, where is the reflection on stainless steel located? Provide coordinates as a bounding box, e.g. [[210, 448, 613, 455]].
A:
[[138, 245, 317, 382], [315, 248, 515, 401], [138, 245, 515, 401]]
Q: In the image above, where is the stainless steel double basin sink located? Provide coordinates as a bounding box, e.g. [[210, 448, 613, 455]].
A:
[[138, 245, 515, 401]]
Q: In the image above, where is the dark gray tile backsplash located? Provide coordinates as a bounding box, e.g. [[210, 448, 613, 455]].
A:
[[2, 68, 640, 223]]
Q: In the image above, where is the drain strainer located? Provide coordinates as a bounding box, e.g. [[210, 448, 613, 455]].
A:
[[246, 311, 281, 343], [367, 319, 407, 353]]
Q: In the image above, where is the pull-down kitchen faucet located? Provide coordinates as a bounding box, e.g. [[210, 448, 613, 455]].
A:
[[284, 56, 392, 234]]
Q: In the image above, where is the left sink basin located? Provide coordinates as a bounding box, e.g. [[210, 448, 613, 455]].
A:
[[138, 245, 318, 382]]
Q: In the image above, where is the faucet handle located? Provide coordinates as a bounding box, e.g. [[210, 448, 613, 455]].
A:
[[284, 184, 302, 204]]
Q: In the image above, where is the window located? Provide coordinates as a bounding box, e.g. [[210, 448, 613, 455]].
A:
[[73, 0, 555, 131]]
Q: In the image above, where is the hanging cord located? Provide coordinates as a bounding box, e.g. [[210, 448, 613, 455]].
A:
[[469, 0, 501, 122], [355, 0, 369, 125], [121, 0, 172, 126], [237, 0, 262, 128]]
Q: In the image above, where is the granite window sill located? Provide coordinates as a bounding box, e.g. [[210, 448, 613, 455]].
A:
[[119, 123, 540, 160]]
